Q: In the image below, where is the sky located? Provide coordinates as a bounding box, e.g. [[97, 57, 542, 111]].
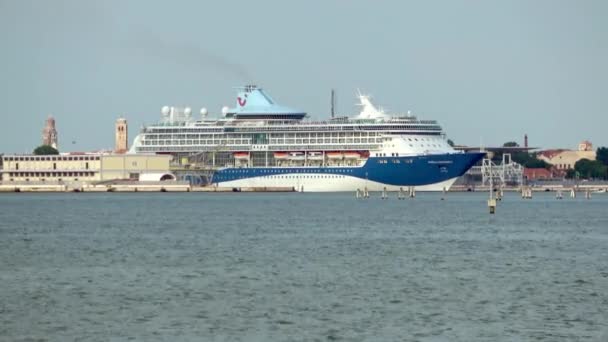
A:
[[0, 0, 607, 153]]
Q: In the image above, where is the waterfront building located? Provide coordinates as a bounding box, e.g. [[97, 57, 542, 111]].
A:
[[537, 141, 596, 171], [115, 118, 128, 153], [0, 153, 173, 183], [523, 167, 553, 181], [42, 116, 58, 149]]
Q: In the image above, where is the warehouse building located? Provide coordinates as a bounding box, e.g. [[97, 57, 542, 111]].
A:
[[0, 153, 173, 183]]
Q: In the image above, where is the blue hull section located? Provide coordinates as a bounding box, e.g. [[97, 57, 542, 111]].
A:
[[211, 152, 485, 187]]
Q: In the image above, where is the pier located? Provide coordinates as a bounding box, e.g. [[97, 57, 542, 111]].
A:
[[0, 181, 295, 193]]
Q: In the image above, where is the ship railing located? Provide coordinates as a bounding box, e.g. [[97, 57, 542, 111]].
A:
[[136, 143, 380, 153], [145, 124, 442, 133]]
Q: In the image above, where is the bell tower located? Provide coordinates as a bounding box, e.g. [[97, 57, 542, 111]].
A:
[[42, 116, 58, 149], [115, 117, 128, 153]]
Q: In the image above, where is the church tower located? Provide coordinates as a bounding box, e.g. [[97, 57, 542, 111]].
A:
[[42, 116, 58, 149], [115, 117, 128, 153]]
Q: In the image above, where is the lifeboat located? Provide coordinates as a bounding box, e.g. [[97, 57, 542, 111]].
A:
[[307, 151, 323, 160], [288, 152, 305, 160], [344, 151, 361, 159], [326, 152, 343, 159], [273, 152, 288, 159], [233, 152, 250, 159]]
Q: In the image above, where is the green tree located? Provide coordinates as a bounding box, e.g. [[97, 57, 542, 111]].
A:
[[503, 141, 519, 147], [597, 147, 608, 166], [573, 158, 607, 179], [511, 152, 549, 169], [565, 169, 576, 179], [33, 145, 59, 155], [447, 139, 454, 147]]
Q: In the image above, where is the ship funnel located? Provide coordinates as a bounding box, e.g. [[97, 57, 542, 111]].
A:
[[226, 85, 306, 119], [235, 85, 275, 109]]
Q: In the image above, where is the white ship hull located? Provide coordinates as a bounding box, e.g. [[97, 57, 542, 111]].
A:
[[216, 174, 458, 192]]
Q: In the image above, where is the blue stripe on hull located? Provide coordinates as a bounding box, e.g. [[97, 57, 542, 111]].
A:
[[210, 152, 485, 186]]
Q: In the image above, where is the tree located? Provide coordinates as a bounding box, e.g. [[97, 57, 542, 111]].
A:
[[503, 141, 519, 147], [447, 139, 454, 147], [573, 158, 607, 180], [511, 152, 549, 169], [33, 145, 59, 155], [565, 169, 576, 179], [597, 147, 608, 166]]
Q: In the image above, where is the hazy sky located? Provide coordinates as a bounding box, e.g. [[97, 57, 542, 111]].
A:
[[1, 0, 606, 153]]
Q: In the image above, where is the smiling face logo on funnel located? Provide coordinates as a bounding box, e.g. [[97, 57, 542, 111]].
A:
[[237, 95, 247, 107]]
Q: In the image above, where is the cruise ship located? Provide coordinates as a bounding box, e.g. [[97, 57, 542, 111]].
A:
[[130, 85, 484, 191]]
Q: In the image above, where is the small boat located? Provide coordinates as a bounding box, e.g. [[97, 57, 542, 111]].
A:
[[273, 152, 288, 159], [594, 188, 606, 193], [288, 152, 305, 160], [233, 152, 250, 159], [344, 151, 361, 159], [326, 152, 343, 159], [307, 152, 323, 160]]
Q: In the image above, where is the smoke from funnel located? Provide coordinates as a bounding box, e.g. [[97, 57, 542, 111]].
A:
[[131, 34, 253, 82]]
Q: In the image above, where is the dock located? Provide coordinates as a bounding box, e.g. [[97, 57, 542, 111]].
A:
[[0, 181, 295, 193]]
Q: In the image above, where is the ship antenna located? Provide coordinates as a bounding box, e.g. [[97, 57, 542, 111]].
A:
[[331, 89, 336, 118]]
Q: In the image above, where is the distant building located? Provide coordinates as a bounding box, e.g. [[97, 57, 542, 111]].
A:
[[0, 153, 173, 183], [578, 140, 593, 152], [537, 141, 596, 171], [42, 116, 58, 149], [523, 167, 553, 181], [115, 117, 128, 153]]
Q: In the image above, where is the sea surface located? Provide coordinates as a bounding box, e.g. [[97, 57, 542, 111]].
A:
[[0, 192, 607, 341]]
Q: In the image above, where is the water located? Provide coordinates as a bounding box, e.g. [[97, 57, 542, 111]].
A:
[[1, 192, 607, 341]]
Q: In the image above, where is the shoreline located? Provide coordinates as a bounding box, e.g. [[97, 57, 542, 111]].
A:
[[1, 183, 606, 193], [0, 183, 296, 193]]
